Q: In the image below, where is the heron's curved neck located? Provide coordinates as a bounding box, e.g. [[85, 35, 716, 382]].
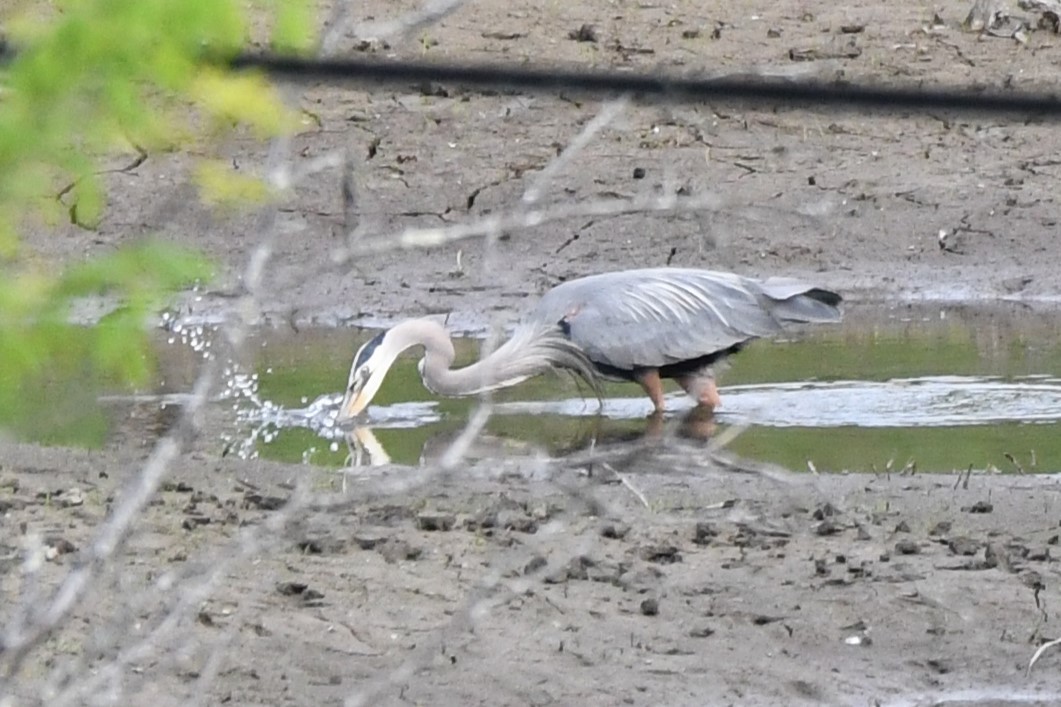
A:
[[389, 320, 539, 397], [385, 319, 455, 371]]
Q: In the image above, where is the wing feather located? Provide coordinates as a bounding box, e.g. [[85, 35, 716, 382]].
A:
[[532, 268, 840, 371]]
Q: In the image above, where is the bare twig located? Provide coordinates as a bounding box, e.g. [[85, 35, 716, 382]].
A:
[[522, 97, 629, 205], [602, 462, 650, 509], [353, 0, 466, 43], [334, 191, 724, 259], [319, 0, 354, 57], [438, 402, 493, 470]]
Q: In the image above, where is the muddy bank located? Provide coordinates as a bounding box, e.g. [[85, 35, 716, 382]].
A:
[[23, 3, 1061, 328], [3, 443, 1061, 705]]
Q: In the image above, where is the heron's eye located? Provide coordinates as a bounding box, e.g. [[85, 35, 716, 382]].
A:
[[349, 366, 370, 392]]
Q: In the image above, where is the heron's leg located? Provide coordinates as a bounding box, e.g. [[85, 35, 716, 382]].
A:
[[633, 368, 666, 413], [677, 373, 721, 410]]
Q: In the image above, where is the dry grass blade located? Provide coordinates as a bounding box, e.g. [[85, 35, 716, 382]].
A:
[[1028, 636, 1061, 676]]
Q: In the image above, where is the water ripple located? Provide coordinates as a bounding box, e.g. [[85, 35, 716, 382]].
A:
[[490, 375, 1061, 428]]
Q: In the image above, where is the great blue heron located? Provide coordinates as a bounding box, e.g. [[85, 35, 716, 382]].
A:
[[338, 267, 841, 421]]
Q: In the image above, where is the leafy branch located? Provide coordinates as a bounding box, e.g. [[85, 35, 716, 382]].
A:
[[0, 0, 313, 431]]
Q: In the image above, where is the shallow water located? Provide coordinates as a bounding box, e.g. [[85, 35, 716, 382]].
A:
[[28, 303, 1061, 472], [182, 304, 1061, 472]]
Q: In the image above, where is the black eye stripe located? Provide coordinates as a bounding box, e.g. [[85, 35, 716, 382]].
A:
[[353, 332, 385, 370]]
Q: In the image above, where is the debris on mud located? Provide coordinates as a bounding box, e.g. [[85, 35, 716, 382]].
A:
[[599, 520, 631, 539], [276, 581, 325, 605], [895, 539, 921, 555], [378, 538, 422, 563], [44, 536, 77, 560], [788, 39, 861, 61], [481, 31, 525, 41], [964, 0, 1033, 42], [947, 536, 982, 556], [243, 492, 287, 510], [416, 511, 456, 531], [692, 521, 718, 545], [568, 24, 598, 42], [638, 544, 682, 564]]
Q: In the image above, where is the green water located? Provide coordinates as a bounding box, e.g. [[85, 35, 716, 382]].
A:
[[9, 305, 1061, 472], [234, 306, 1061, 472]]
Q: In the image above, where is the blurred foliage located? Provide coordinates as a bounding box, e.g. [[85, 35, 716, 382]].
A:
[[0, 242, 213, 432], [0, 0, 314, 431]]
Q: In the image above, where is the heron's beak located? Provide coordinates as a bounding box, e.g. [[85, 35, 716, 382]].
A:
[[337, 383, 369, 423]]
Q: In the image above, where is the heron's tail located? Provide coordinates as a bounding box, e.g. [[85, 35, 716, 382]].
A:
[[760, 278, 843, 324]]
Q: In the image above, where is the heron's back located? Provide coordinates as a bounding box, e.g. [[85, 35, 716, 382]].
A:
[[531, 268, 841, 372]]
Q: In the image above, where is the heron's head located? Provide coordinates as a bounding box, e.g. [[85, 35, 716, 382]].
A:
[[337, 331, 391, 423], [337, 320, 449, 423]]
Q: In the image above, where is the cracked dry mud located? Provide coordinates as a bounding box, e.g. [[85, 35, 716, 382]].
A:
[[6, 1, 1061, 705]]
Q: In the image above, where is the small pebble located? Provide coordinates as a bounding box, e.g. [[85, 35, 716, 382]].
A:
[[895, 540, 920, 555]]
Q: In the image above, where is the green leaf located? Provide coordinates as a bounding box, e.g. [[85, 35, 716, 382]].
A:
[[195, 160, 273, 207], [0, 0, 313, 438], [272, 1, 315, 53], [190, 69, 297, 137]]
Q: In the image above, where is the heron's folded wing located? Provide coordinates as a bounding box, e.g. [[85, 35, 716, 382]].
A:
[[534, 269, 790, 371]]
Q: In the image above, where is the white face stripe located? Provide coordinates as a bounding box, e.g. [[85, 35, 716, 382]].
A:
[[348, 332, 386, 388], [339, 326, 415, 420]]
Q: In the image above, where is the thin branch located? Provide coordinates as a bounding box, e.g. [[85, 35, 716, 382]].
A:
[[230, 53, 1061, 117], [522, 96, 629, 205], [353, 0, 466, 43], [319, 0, 354, 57], [334, 191, 724, 260]]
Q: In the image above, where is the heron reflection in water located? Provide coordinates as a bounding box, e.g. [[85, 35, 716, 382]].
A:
[[338, 268, 841, 423]]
